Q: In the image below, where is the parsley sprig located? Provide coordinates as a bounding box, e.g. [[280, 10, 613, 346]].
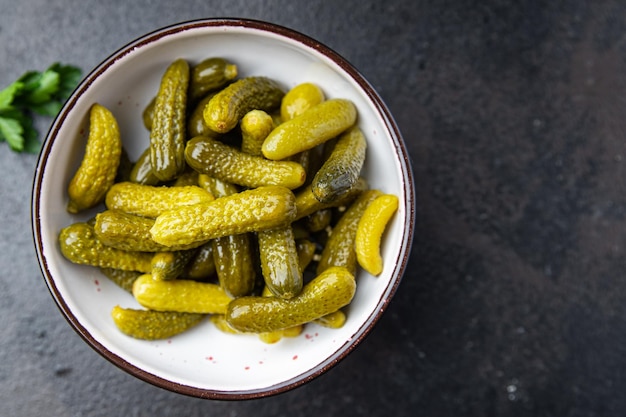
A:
[[0, 63, 81, 153]]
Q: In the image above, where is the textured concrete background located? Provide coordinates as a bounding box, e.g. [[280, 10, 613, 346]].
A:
[[2, 0, 626, 416]]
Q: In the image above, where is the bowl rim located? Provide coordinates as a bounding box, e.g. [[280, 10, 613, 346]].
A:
[[31, 17, 416, 400]]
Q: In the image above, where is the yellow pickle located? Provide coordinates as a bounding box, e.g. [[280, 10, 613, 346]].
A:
[[67, 103, 122, 213], [111, 306, 205, 340]]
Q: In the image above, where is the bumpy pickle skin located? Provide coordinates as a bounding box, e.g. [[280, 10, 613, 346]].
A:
[[226, 266, 356, 333], [317, 189, 383, 276], [132, 274, 231, 314], [313, 310, 347, 329], [311, 126, 367, 203], [93, 210, 198, 252], [105, 181, 214, 218], [67, 103, 122, 213], [257, 225, 303, 299], [280, 82, 325, 122], [240, 109, 275, 156], [185, 136, 306, 190], [261, 98, 357, 161], [111, 306, 205, 340], [355, 194, 399, 276], [189, 57, 238, 101], [59, 222, 152, 272], [203, 76, 284, 133], [150, 185, 297, 248], [149, 58, 189, 181]]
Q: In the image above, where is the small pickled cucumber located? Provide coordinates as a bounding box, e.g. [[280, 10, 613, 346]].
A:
[[185, 136, 306, 190], [355, 194, 399, 276], [129, 147, 161, 186], [111, 306, 205, 340], [212, 233, 256, 298], [93, 210, 199, 252], [150, 185, 297, 248], [187, 93, 221, 139], [151, 249, 198, 281], [261, 98, 357, 161], [190, 57, 238, 101], [280, 82, 325, 121], [105, 181, 214, 218], [132, 274, 231, 314], [59, 222, 152, 272], [317, 189, 383, 275], [240, 109, 275, 156], [183, 242, 216, 280], [311, 126, 367, 203], [294, 177, 368, 221], [257, 225, 303, 299], [203, 76, 284, 133], [226, 266, 356, 333], [149, 58, 189, 181], [67, 103, 122, 213]]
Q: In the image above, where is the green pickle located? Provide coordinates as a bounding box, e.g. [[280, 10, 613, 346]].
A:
[[129, 147, 161, 186], [212, 234, 256, 298], [149, 58, 189, 181], [183, 242, 216, 280], [100, 268, 141, 293], [226, 266, 356, 333], [111, 306, 205, 340], [151, 249, 198, 281], [203, 76, 284, 133], [189, 57, 238, 101], [187, 93, 221, 139], [185, 136, 306, 190], [59, 222, 152, 272], [311, 126, 367, 203], [257, 225, 303, 299], [133, 274, 231, 314], [150, 185, 297, 248], [294, 177, 368, 221]]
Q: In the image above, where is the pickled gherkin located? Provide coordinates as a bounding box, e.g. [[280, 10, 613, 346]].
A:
[[311, 126, 367, 203], [150, 185, 297, 248], [67, 103, 122, 213], [203, 76, 284, 133], [226, 266, 356, 333], [149, 58, 189, 181], [257, 225, 303, 299], [105, 181, 214, 218], [132, 274, 231, 314], [111, 306, 205, 340], [59, 222, 152, 272], [189, 57, 238, 101], [185, 136, 306, 190]]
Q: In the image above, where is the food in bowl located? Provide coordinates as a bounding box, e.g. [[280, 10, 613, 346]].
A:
[[32, 18, 415, 399]]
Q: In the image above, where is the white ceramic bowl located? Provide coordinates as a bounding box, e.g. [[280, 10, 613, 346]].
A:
[[31, 18, 415, 399]]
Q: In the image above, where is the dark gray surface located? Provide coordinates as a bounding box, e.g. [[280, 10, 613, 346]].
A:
[[2, 0, 626, 415]]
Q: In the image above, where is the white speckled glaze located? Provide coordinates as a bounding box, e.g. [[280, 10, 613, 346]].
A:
[[32, 18, 415, 399]]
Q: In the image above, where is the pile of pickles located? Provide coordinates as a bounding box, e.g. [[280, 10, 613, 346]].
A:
[[59, 57, 398, 343]]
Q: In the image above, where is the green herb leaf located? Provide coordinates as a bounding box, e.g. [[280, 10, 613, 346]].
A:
[[0, 63, 81, 153]]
